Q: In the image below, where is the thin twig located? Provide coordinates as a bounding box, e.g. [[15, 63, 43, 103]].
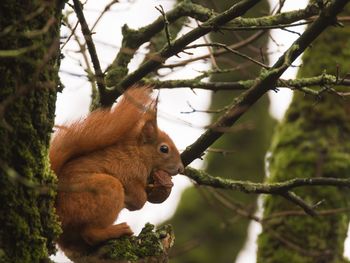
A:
[[91, 0, 119, 31], [280, 191, 317, 216], [184, 42, 270, 69], [198, 20, 219, 69], [181, 102, 228, 114], [61, 20, 79, 50], [73, 0, 107, 101], [65, 18, 97, 98], [155, 5, 172, 48], [219, 21, 310, 31], [281, 27, 302, 36], [162, 30, 265, 69]]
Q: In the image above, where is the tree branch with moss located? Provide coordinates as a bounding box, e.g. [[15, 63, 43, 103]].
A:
[[145, 73, 350, 95], [184, 166, 350, 216]]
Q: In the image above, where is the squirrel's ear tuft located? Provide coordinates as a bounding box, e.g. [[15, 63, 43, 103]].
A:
[[139, 88, 158, 144], [140, 119, 157, 144], [151, 92, 159, 115]]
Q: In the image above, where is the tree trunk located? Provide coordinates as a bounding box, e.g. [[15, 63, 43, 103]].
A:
[[0, 1, 64, 262], [257, 5, 350, 263], [167, 1, 275, 262]]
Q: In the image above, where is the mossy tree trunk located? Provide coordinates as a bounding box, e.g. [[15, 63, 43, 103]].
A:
[[0, 1, 64, 262], [257, 5, 350, 263], [168, 1, 275, 262]]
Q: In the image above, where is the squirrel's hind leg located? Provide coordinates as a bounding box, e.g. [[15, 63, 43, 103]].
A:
[[57, 173, 132, 248]]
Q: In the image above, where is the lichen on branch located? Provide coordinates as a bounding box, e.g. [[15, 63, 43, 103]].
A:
[[144, 73, 350, 95], [184, 167, 350, 194], [64, 224, 174, 263]]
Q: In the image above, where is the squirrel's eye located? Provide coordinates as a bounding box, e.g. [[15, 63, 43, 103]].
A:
[[159, 144, 169, 154]]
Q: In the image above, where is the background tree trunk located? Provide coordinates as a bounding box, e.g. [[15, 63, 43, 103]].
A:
[[0, 1, 64, 262], [257, 5, 350, 263], [167, 1, 275, 262]]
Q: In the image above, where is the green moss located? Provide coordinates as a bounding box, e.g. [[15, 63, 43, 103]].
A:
[[96, 223, 173, 261], [105, 236, 138, 261], [105, 66, 128, 87], [179, 0, 214, 21], [0, 0, 62, 262]]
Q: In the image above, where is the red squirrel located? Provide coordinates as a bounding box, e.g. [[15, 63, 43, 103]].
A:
[[49, 86, 184, 253]]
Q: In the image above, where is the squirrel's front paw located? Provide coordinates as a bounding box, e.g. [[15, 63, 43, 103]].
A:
[[146, 170, 173, 203], [114, 222, 134, 236]]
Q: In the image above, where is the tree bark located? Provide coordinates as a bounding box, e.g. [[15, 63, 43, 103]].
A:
[[0, 1, 64, 262]]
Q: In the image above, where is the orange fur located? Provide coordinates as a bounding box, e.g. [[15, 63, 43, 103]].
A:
[[50, 86, 184, 253]]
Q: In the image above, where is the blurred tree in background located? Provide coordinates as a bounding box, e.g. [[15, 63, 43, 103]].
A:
[[257, 4, 350, 263]]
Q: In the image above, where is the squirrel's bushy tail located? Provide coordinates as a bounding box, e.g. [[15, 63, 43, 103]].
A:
[[49, 86, 154, 175]]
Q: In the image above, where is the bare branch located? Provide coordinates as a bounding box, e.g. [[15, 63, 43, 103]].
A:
[[155, 5, 172, 48], [184, 42, 270, 69], [61, 20, 79, 50], [162, 30, 266, 69], [280, 191, 317, 216], [91, 0, 119, 31], [73, 0, 107, 102]]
